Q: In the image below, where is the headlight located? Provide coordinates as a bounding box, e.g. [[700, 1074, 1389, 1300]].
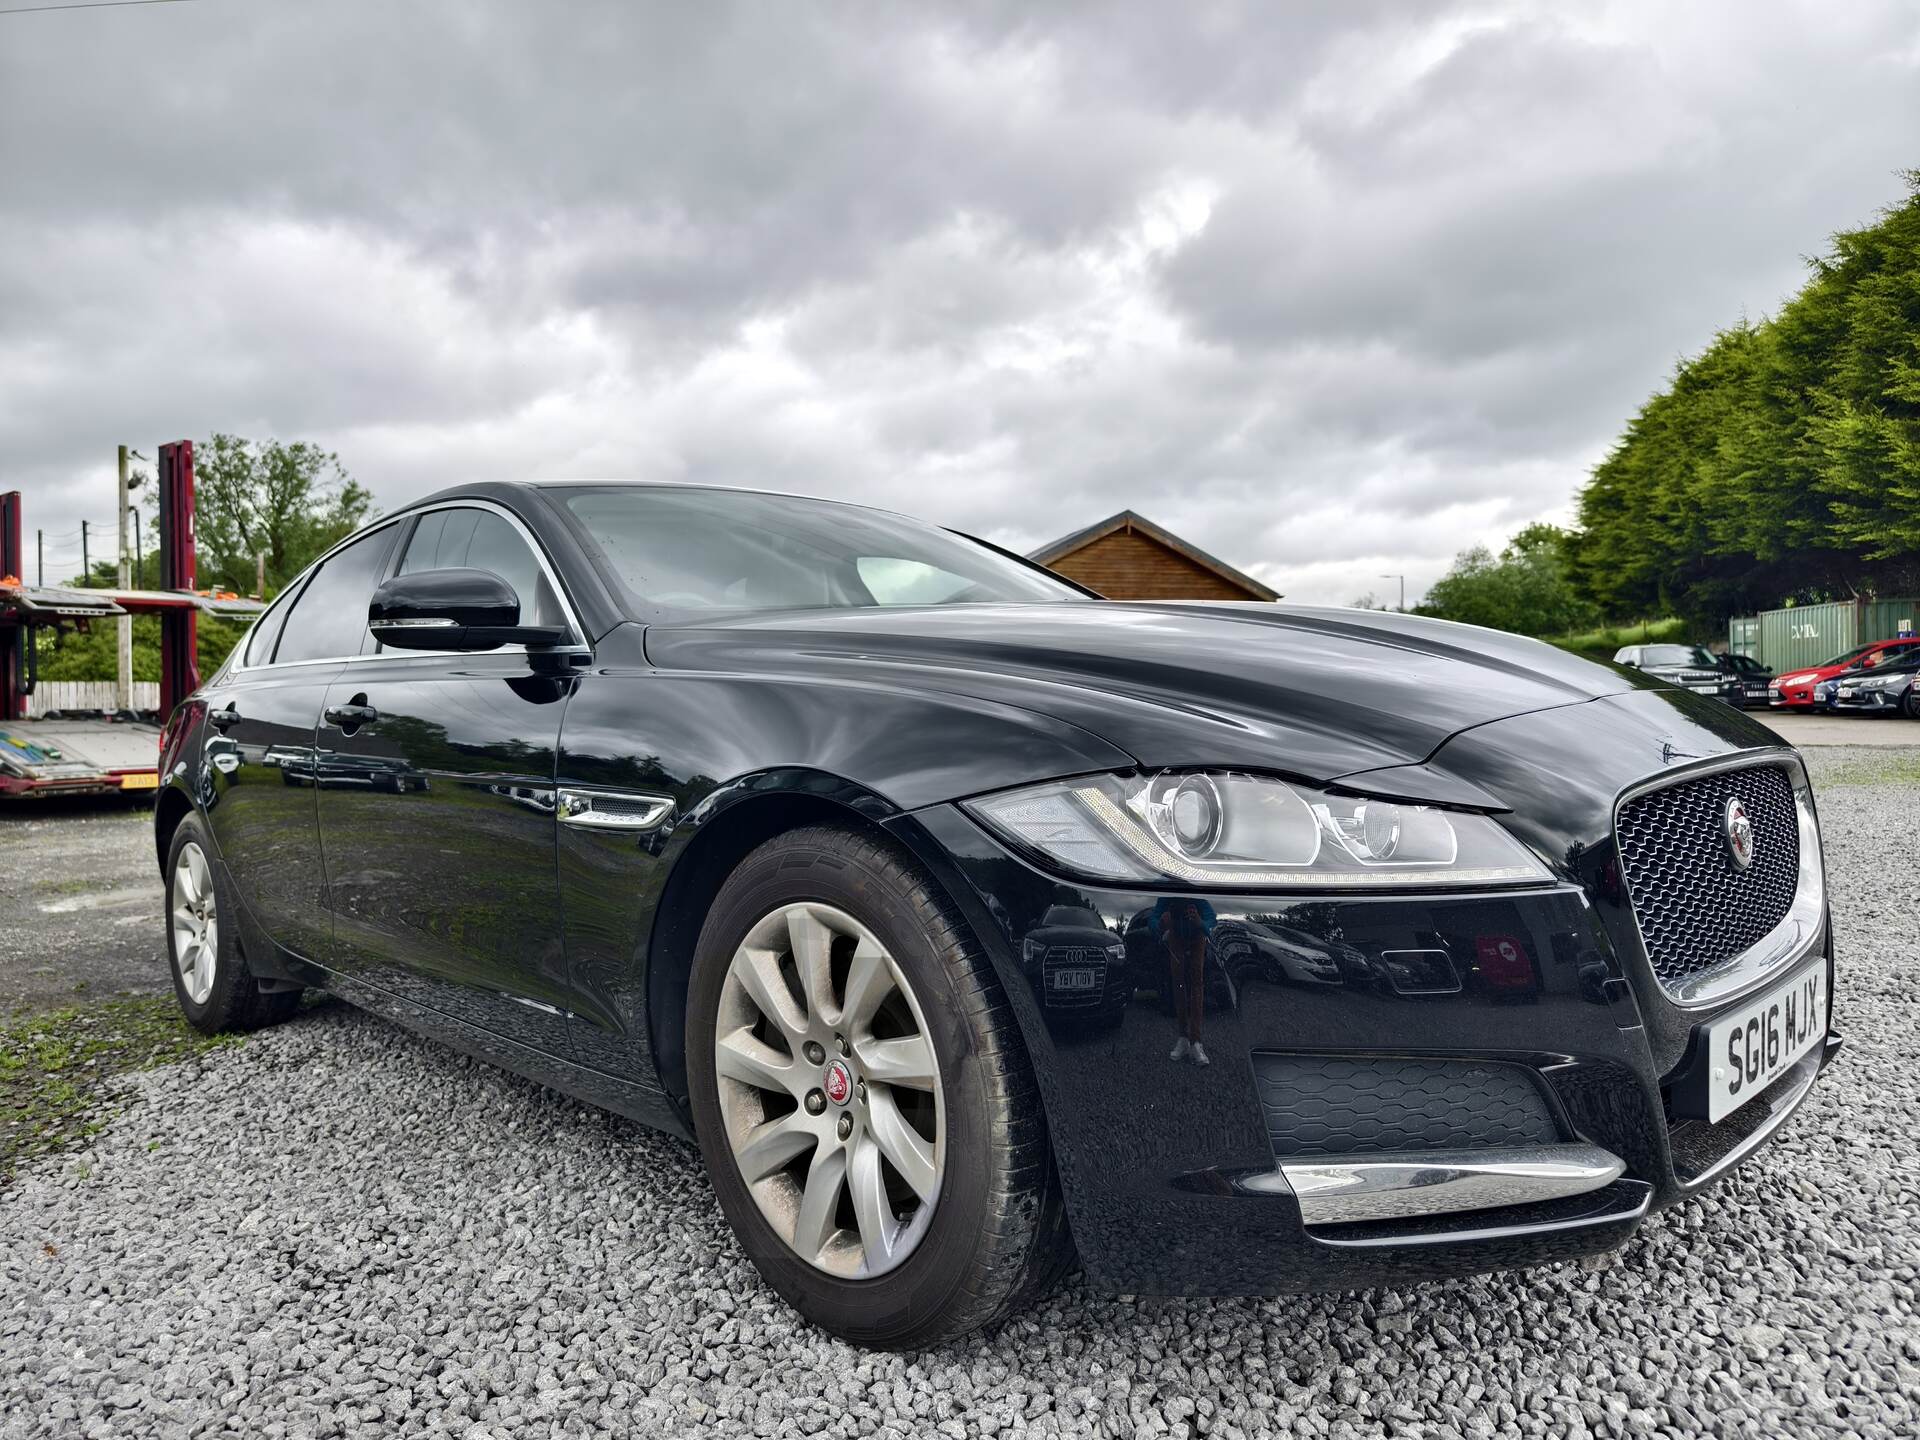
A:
[[1860, 673, 1909, 690], [964, 771, 1551, 891]]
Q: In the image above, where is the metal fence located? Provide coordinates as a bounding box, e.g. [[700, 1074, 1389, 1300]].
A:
[[24, 680, 161, 716]]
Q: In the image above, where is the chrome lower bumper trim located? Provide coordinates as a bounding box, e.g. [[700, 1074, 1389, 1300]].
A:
[[1281, 1144, 1627, 1226]]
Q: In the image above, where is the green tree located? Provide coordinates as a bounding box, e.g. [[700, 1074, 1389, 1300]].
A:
[[194, 433, 375, 596], [1570, 174, 1920, 627], [1417, 524, 1594, 636]]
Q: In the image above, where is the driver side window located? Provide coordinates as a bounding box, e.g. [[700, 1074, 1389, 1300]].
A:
[[274, 524, 402, 664]]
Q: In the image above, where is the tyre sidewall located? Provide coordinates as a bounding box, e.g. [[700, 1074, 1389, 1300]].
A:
[[687, 836, 1001, 1347]]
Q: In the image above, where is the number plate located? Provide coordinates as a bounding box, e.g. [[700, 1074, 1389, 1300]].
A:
[[117, 771, 159, 791], [1704, 961, 1827, 1123], [1048, 967, 1099, 992]]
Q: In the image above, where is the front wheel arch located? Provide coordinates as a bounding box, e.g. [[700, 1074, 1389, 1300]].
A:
[[645, 773, 909, 1118]]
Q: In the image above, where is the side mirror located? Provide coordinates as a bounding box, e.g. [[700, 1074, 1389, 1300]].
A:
[[368, 568, 571, 652]]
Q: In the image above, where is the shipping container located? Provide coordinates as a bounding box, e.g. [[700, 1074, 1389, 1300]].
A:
[[1729, 598, 1920, 673]]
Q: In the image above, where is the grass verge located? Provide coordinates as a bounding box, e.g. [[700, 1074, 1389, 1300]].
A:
[[0, 997, 240, 1182], [1544, 616, 1690, 661]]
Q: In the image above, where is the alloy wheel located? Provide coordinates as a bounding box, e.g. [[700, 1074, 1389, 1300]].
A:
[[171, 841, 219, 1006], [714, 902, 945, 1278]]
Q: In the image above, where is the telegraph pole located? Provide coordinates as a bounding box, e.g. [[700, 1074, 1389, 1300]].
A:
[[36, 530, 43, 587], [80, 519, 89, 583], [1378, 573, 1406, 611], [116, 445, 133, 708], [256, 549, 266, 600], [134, 510, 144, 588]]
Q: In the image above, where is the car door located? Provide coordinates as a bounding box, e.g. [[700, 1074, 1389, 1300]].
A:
[[201, 523, 403, 964], [313, 502, 579, 1055]]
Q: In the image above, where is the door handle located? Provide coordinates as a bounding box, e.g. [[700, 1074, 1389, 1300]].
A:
[[207, 705, 241, 732], [323, 698, 379, 730]]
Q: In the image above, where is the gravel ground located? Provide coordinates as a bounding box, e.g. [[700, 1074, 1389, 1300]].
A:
[[3, 749, 1917, 1438], [0, 795, 165, 1017]]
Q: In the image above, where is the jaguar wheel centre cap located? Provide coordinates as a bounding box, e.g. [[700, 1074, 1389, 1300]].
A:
[[822, 1058, 853, 1106], [1723, 796, 1755, 871]]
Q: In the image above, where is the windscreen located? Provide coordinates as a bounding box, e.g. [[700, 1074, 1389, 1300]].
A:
[[1641, 645, 1717, 668], [555, 485, 1083, 622]]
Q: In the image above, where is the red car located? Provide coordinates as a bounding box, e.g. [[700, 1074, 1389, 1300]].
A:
[[1770, 637, 1920, 708]]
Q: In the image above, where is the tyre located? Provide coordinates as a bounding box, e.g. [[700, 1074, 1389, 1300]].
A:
[[686, 824, 1071, 1348], [165, 813, 302, 1034], [1906, 688, 1920, 720]]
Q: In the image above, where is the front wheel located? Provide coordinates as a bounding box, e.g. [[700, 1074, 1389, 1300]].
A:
[[686, 825, 1071, 1348]]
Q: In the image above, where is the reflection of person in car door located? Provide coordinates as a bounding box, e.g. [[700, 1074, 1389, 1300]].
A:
[[1155, 895, 1217, 1066]]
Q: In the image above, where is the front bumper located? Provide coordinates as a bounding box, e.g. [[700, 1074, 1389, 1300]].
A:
[[899, 805, 1840, 1293], [889, 692, 1840, 1295], [1831, 689, 1907, 712]]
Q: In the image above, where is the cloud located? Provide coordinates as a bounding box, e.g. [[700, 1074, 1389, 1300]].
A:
[[2, 0, 1915, 603]]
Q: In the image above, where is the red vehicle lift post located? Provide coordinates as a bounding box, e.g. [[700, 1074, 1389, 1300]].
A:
[[0, 490, 22, 721], [156, 440, 198, 719]]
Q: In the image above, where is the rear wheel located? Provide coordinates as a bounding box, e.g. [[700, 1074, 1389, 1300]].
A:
[[686, 825, 1071, 1348], [1905, 688, 1920, 720], [165, 813, 302, 1034]]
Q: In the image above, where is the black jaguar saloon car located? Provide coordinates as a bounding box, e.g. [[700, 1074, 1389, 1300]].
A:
[[155, 482, 1840, 1348]]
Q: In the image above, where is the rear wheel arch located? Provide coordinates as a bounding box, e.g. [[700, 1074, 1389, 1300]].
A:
[[154, 784, 194, 872]]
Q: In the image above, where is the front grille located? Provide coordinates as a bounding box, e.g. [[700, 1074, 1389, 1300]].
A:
[[1615, 763, 1799, 990], [1040, 946, 1108, 1008], [1252, 1055, 1560, 1158]]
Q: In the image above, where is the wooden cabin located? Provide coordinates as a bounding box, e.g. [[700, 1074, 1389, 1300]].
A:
[[1029, 510, 1279, 602]]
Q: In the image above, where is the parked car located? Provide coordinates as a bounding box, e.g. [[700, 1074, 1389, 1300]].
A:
[[1828, 650, 1920, 717], [1021, 904, 1130, 1025], [1611, 643, 1743, 704], [155, 481, 1841, 1348], [1716, 652, 1774, 709], [1769, 637, 1920, 708]]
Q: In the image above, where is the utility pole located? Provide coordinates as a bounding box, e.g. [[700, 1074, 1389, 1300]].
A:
[[1378, 573, 1406, 611], [80, 519, 89, 584], [116, 445, 133, 708], [35, 530, 43, 587], [256, 549, 266, 600], [134, 510, 144, 588]]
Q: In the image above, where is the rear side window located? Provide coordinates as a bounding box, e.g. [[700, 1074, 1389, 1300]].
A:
[[242, 591, 294, 667], [274, 525, 401, 664], [397, 508, 568, 628]]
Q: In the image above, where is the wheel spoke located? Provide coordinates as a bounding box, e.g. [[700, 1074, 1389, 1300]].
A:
[[734, 1111, 816, 1183], [715, 1027, 799, 1096], [186, 848, 211, 904], [866, 1089, 939, 1203], [840, 943, 892, 1033], [732, 944, 807, 1041], [853, 1032, 936, 1091], [790, 1143, 848, 1263], [783, 907, 838, 1026], [174, 861, 199, 907], [847, 1131, 898, 1270]]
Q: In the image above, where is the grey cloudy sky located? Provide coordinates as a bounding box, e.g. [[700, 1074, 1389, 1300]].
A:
[[4, 0, 1917, 604]]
